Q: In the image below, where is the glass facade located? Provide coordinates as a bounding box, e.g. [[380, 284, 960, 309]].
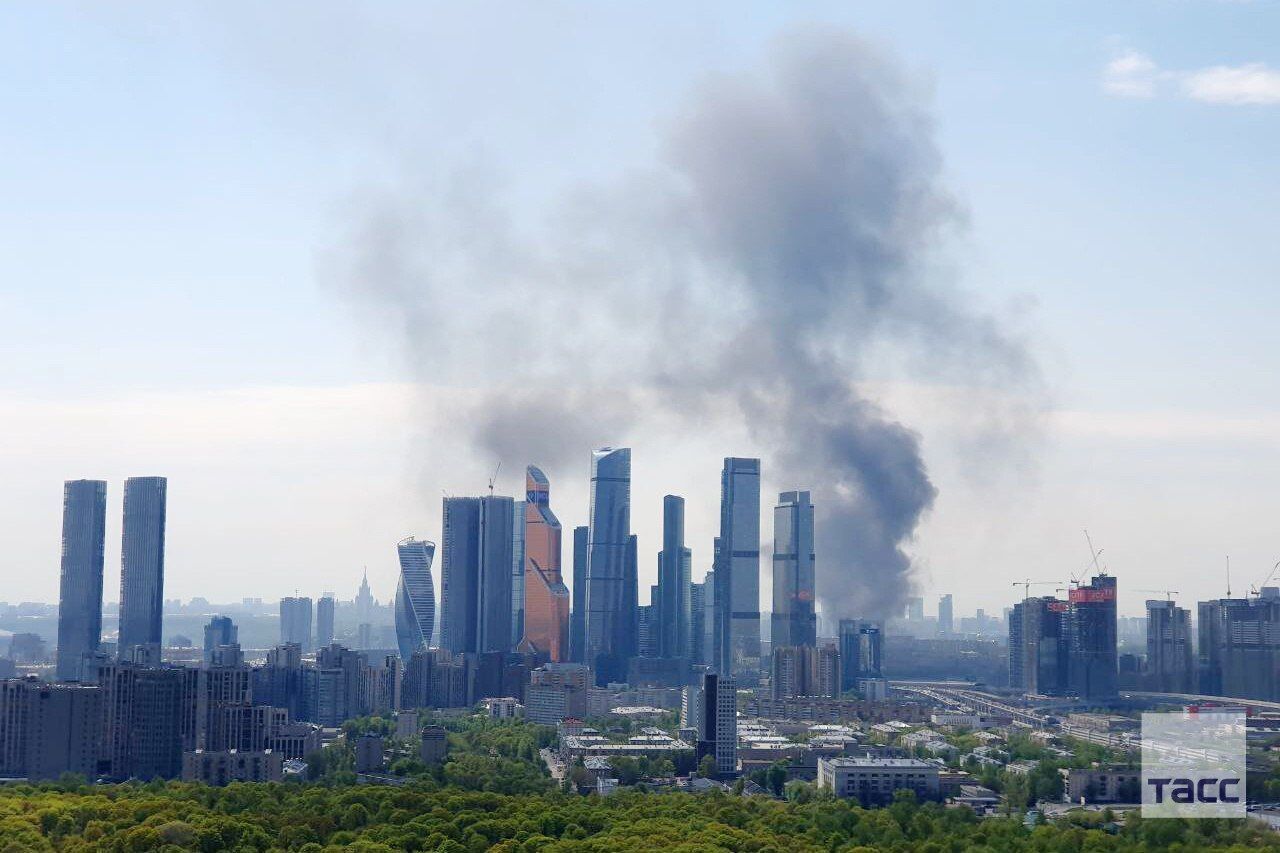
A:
[[118, 476, 167, 654], [585, 446, 632, 684], [55, 479, 107, 681], [771, 490, 817, 648], [716, 458, 760, 676], [395, 537, 437, 661], [519, 466, 570, 661]]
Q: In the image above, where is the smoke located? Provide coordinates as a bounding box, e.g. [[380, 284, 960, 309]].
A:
[[327, 29, 1039, 620]]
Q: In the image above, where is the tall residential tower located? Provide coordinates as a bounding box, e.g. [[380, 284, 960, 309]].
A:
[[55, 480, 108, 680], [117, 476, 167, 655], [771, 490, 816, 649]]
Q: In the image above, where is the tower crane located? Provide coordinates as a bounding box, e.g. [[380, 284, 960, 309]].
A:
[[1249, 560, 1280, 597], [1133, 588, 1179, 602], [1012, 579, 1063, 600]]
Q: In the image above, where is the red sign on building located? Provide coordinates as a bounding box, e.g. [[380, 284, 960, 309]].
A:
[[1068, 587, 1116, 604]]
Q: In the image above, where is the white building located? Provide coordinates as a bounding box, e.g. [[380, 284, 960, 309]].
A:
[[817, 756, 941, 806], [482, 697, 524, 719]]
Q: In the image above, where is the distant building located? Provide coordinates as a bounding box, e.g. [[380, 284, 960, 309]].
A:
[[279, 597, 313, 652], [1010, 597, 1070, 696], [655, 495, 692, 660], [203, 616, 238, 665], [1198, 591, 1280, 700], [525, 662, 591, 725], [689, 580, 706, 667], [697, 672, 737, 777], [838, 620, 882, 692], [519, 467, 571, 662], [353, 734, 384, 773], [482, 697, 524, 719], [1145, 599, 1193, 693], [420, 725, 448, 763], [771, 644, 839, 699], [182, 749, 283, 785], [771, 490, 816, 649], [0, 679, 102, 780], [55, 479, 107, 681], [569, 525, 588, 664], [1061, 766, 1140, 804], [585, 447, 635, 685], [441, 495, 516, 655], [316, 595, 336, 648], [117, 476, 168, 656], [1067, 575, 1118, 700], [938, 594, 953, 636], [395, 537, 437, 660], [716, 458, 761, 677], [817, 756, 941, 806]]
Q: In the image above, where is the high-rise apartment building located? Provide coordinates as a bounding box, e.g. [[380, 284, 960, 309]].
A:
[[279, 597, 313, 651], [1009, 596, 1070, 695], [203, 616, 238, 664], [55, 479, 107, 681], [440, 495, 515, 655], [395, 537, 437, 661], [656, 495, 692, 660], [519, 467, 570, 661], [1145, 599, 1193, 693], [316, 595, 336, 648], [696, 672, 737, 776], [771, 490, 816, 649], [117, 476, 168, 655], [770, 644, 840, 699], [1067, 574, 1118, 700], [569, 526, 588, 664], [0, 679, 102, 781], [1198, 590, 1280, 700], [584, 447, 633, 684], [716, 457, 761, 677], [937, 594, 953, 636]]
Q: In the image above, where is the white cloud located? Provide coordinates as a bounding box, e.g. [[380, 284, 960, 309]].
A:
[[1102, 49, 1280, 105], [1182, 63, 1280, 104]]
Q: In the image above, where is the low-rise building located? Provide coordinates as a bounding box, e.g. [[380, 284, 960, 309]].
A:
[[482, 697, 524, 719], [354, 734, 384, 773], [182, 749, 283, 785], [1061, 766, 1140, 804], [420, 725, 448, 763], [817, 756, 941, 806]]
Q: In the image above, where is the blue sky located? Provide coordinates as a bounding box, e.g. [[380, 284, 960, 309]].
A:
[[3, 2, 1278, 618]]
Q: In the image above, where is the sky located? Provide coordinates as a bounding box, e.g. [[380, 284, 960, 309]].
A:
[[3, 1, 1279, 621]]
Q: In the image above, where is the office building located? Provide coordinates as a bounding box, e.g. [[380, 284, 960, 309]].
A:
[[569, 525, 588, 664], [770, 644, 840, 699], [0, 679, 102, 781], [1067, 575, 1118, 700], [696, 672, 737, 777], [519, 466, 571, 661], [279, 597, 313, 652], [511, 497, 526, 647], [937, 594, 953, 636], [117, 476, 168, 656], [55, 479, 108, 681], [838, 619, 882, 692], [771, 490, 816, 649], [655, 495, 692, 661], [1198, 591, 1280, 700], [316, 596, 335, 648], [440, 495, 516, 655], [395, 537, 436, 661], [584, 447, 633, 685], [817, 756, 940, 805], [203, 616, 238, 664], [716, 457, 761, 676], [1145, 599, 1193, 693]]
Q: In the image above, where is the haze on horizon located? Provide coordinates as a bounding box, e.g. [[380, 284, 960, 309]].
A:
[[2, 2, 1279, 621]]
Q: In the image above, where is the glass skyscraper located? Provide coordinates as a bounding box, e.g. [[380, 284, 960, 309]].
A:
[[519, 466, 570, 661], [569, 525, 588, 664], [395, 537, 437, 661], [117, 476, 167, 655], [316, 595, 336, 647], [585, 446, 632, 684], [440, 495, 515, 654], [55, 479, 108, 681], [280, 596, 313, 651], [715, 457, 761, 676], [656, 495, 691, 660], [771, 490, 816, 649]]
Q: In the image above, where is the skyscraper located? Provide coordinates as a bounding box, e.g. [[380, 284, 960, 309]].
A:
[[395, 537, 437, 661], [656, 495, 691, 660], [55, 479, 107, 681], [203, 616, 238, 664], [440, 495, 515, 654], [118, 476, 167, 655], [519, 466, 570, 661], [1197, 592, 1280, 700], [696, 672, 737, 777], [838, 619, 882, 692], [1145, 599, 1192, 693], [511, 497, 526, 647], [1010, 596, 1070, 696], [584, 447, 632, 684], [569, 526, 588, 664], [771, 490, 816, 649], [937, 594, 953, 636], [316, 595, 336, 648], [689, 579, 706, 666], [715, 457, 761, 676], [1067, 574, 1118, 700], [280, 597, 313, 651]]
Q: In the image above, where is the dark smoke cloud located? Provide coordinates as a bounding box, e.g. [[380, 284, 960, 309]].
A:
[[328, 29, 1039, 620]]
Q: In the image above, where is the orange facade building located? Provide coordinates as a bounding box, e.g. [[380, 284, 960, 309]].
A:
[[519, 466, 571, 661]]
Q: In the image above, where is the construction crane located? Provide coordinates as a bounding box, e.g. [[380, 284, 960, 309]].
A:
[[1012, 579, 1062, 600], [1076, 529, 1106, 584], [1249, 560, 1280, 597], [487, 462, 501, 496], [1134, 588, 1179, 602]]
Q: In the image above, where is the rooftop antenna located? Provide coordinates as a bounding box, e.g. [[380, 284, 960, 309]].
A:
[[1226, 555, 1231, 597], [488, 461, 501, 496]]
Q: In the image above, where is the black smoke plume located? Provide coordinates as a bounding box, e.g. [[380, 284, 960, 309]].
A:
[[328, 29, 1038, 620]]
